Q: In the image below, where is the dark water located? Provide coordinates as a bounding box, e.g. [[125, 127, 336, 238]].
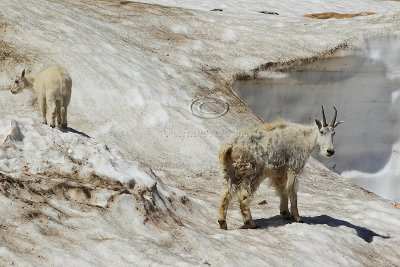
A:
[[233, 35, 400, 200]]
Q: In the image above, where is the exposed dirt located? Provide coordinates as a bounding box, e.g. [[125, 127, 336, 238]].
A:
[[0, 41, 29, 70], [0, 170, 184, 262], [112, 0, 195, 45], [115, 0, 193, 13], [0, 20, 7, 28], [0, 20, 30, 72], [0, 168, 181, 228], [241, 43, 350, 80], [304, 12, 375, 19]]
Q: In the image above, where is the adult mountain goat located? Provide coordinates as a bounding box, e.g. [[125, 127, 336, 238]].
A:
[[217, 106, 343, 230], [11, 65, 72, 128]]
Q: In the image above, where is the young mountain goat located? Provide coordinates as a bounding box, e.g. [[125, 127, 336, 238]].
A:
[[217, 106, 343, 230], [11, 65, 72, 128]]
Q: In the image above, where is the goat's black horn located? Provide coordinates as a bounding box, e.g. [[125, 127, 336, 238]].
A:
[[321, 105, 327, 127], [330, 106, 337, 127]]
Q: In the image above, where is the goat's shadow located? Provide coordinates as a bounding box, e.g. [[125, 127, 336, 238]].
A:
[[254, 215, 390, 243], [253, 215, 292, 229], [58, 126, 91, 138]]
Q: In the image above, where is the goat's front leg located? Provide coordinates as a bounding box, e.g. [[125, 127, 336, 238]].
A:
[[278, 187, 291, 220], [287, 172, 303, 223], [38, 97, 47, 125], [61, 106, 68, 128], [238, 188, 257, 229]]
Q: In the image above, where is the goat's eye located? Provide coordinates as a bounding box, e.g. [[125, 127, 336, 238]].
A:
[[332, 132, 336, 136], [15, 80, 18, 83], [320, 131, 324, 134]]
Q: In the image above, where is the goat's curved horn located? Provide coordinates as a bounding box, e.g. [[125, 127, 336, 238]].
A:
[[321, 106, 327, 127], [330, 106, 337, 127]]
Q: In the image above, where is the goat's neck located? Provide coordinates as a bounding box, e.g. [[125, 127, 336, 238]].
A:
[[24, 76, 35, 92], [304, 126, 319, 152]]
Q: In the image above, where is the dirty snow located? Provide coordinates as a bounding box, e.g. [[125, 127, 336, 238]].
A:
[[136, 0, 400, 16], [0, 0, 400, 266], [0, 117, 156, 187]]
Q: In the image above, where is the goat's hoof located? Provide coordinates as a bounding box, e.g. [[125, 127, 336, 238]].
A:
[[242, 220, 257, 229], [292, 216, 303, 223], [50, 124, 55, 128], [280, 211, 291, 220], [61, 124, 67, 128], [218, 220, 228, 230]]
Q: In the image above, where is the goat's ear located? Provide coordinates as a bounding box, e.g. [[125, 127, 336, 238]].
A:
[[25, 67, 31, 75], [21, 69, 25, 77], [315, 119, 322, 129], [334, 121, 344, 128]]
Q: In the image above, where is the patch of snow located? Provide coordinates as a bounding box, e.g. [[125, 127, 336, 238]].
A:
[[221, 28, 237, 43], [232, 56, 267, 70], [170, 24, 189, 34], [257, 71, 289, 79], [0, 117, 157, 187], [392, 90, 400, 103], [134, 0, 400, 16], [343, 141, 400, 202]]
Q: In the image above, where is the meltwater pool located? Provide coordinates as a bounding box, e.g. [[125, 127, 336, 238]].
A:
[[233, 35, 400, 201]]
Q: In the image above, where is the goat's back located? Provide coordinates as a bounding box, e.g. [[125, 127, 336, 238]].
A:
[[34, 65, 72, 100], [227, 121, 315, 173]]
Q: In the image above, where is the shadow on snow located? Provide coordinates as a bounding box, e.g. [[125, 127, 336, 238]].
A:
[[254, 215, 389, 243], [59, 126, 91, 138]]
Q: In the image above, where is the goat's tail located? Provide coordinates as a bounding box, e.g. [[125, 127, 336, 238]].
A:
[[219, 144, 236, 187], [219, 144, 232, 167]]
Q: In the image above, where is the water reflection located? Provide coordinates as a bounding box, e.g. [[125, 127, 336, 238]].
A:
[[233, 35, 400, 183]]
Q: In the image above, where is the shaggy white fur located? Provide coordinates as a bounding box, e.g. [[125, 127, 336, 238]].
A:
[[11, 65, 72, 128], [217, 107, 342, 230]]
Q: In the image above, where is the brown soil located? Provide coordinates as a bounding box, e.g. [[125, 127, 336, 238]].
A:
[[0, 20, 30, 71], [304, 12, 375, 19]]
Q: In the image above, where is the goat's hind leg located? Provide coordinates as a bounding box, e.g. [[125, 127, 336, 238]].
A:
[[218, 188, 232, 230], [287, 171, 303, 223], [47, 98, 57, 128], [238, 187, 257, 229], [56, 100, 62, 126], [61, 106, 68, 128], [39, 97, 47, 125]]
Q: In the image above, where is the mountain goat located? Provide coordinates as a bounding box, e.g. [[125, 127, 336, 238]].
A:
[[217, 106, 343, 230], [11, 65, 72, 128]]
